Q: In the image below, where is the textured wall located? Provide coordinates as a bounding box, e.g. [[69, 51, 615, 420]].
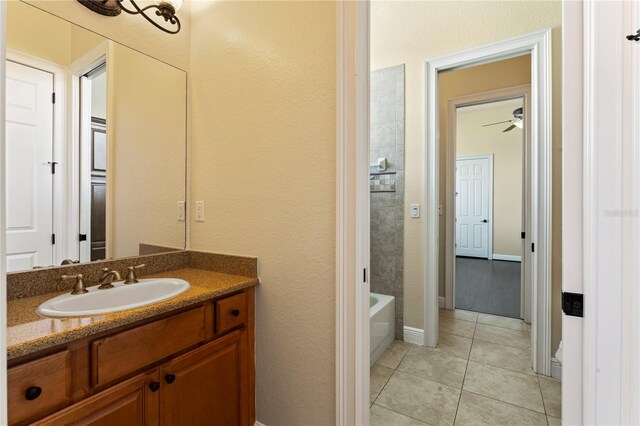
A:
[[371, 1, 563, 353], [188, 2, 336, 424], [370, 65, 405, 338]]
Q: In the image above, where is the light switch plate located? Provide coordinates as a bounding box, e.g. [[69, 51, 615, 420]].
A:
[[195, 201, 205, 222], [177, 201, 185, 222], [411, 204, 420, 218]]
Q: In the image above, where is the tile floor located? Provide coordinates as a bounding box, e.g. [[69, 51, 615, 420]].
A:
[[370, 309, 561, 426]]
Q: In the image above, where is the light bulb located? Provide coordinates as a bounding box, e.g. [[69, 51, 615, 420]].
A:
[[515, 120, 523, 129]]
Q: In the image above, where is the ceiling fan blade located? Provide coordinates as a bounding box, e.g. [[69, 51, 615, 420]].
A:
[[482, 120, 512, 127], [502, 124, 517, 133]]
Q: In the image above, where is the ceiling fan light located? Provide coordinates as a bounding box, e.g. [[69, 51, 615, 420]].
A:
[[515, 121, 523, 129]]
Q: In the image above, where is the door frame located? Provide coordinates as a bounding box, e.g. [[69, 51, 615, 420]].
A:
[[0, 1, 7, 422], [453, 154, 494, 261], [445, 85, 531, 324], [336, 1, 370, 425], [424, 29, 553, 377], [68, 41, 109, 262], [6, 50, 67, 267]]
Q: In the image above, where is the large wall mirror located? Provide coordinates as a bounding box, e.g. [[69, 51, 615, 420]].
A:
[[5, 1, 187, 272]]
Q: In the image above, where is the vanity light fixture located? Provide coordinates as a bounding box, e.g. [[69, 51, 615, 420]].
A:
[[77, 0, 182, 34]]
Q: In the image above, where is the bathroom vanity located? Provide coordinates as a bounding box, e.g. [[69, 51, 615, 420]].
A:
[[6, 253, 258, 426]]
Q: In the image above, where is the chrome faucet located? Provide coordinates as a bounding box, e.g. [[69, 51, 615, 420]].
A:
[[98, 268, 121, 290]]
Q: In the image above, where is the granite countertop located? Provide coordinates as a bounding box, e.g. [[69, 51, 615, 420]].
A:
[[7, 268, 259, 360]]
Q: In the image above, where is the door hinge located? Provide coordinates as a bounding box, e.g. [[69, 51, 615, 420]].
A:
[[562, 292, 584, 317], [521, 231, 526, 239], [51, 234, 56, 245], [52, 92, 56, 104], [363, 268, 367, 283], [79, 234, 87, 242], [531, 243, 535, 252], [47, 161, 58, 174]]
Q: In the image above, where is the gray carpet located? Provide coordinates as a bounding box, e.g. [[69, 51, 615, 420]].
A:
[[455, 257, 521, 319]]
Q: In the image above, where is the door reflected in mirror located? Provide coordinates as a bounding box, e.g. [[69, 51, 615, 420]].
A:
[[5, 1, 187, 272]]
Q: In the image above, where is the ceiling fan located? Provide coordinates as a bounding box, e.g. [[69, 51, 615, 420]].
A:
[[482, 107, 524, 132]]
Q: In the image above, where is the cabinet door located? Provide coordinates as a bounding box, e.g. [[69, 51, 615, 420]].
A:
[[32, 371, 159, 426], [160, 330, 247, 426]]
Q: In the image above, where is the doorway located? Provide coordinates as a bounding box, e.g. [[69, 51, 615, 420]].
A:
[[453, 98, 525, 319], [79, 62, 107, 262]]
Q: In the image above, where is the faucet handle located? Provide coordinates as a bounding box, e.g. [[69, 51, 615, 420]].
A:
[[124, 264, 146, 284], [62, 274, 88, 295]]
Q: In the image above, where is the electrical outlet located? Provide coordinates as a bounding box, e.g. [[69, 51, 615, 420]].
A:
[[411, 204, 421, 218], [195, 201, 205, 222], [177, 201, 185, 222]]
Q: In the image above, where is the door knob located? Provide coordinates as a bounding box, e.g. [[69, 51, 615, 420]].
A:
[[481, 219, 488, 223]]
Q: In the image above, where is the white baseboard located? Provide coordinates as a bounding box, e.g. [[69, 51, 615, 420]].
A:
[[550, 357, 562, 380], [403, 326, 424, 345], [492, 254, 522, 262], [439, 296, 445, 309], [255, 422, 267, 426]]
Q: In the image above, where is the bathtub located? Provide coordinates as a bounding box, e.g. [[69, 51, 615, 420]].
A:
[[370, 293, 395, 365]]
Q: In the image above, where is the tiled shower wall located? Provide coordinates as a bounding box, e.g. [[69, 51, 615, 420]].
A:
[[370, 64, 405, 339]]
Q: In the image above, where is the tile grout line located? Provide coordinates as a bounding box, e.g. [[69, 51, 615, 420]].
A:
[[372, 346, 411, 406]]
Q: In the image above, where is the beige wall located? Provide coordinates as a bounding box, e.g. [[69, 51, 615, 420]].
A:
[[6, 0, 71, 65], [457, 100, 524, 257], [108, 42, 186, 258], [371, 1, 563, 352], [189, 2, 336, 424], [20, 0, 190, 71]]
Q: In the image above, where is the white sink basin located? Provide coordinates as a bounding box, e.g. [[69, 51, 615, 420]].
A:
[[37, 278, 190, 318]]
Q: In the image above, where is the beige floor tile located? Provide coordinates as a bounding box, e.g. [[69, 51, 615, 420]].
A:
[[547, 416, 561, 426], [370, 364, 394, 403], [463, 361, 545, 413], [469, 339, 535, 375], [440, 316, 476, 339], [474, 323, 530, 349], [440, 309, 479, 323], [370, 404, 428, 426], [454, 391, 548, 426], [377, 340, 414, 369], [436, 332, 473, 360], [376, 371, 460, 425], [398, 347, 468, 388], [539, 377, 562, 418], [477, 313, 527, 331]]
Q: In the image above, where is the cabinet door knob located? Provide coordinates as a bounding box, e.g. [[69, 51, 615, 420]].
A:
[[165, 374, 176, 384], [149, 381, 161, 392], [25, 386, 42, 401], [231, 309, 240, 317]]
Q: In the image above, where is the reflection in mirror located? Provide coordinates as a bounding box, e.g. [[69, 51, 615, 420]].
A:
[[5, 1, 187, 272]]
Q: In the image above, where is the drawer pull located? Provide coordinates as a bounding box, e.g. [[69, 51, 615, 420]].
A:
[[165, 374, 176, 384], [25, 386, 42, 401], [231, 309, 240, 317], [149, 381, 161, 392]]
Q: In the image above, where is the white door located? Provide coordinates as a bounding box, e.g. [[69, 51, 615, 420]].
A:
[[5, 61, 54, 271], [456, 156, 491, 258]]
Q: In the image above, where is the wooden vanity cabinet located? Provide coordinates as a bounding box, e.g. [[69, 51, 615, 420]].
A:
[[159, 330, 246, 426], [8, 288, 255, 426], [31, 371, 159, 426]]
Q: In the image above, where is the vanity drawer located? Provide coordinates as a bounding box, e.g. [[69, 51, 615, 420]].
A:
[[216, 292, 247, 334], [8, 350, 72, 425], [91, 306, 207, 387]]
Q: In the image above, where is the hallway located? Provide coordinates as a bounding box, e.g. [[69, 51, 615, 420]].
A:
[[370, 309, 561, 425]]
